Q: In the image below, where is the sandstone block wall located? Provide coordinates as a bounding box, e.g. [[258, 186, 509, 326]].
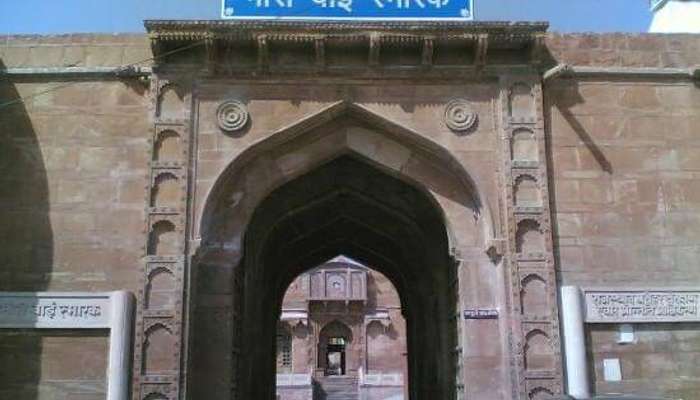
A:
[[547, 35, 700, 397], [546, 33, 700, 68], [0, 330, 109, 400], [1, 31, 700, 400], [1, 34, 151, 400], [587, 323, 700, 398]]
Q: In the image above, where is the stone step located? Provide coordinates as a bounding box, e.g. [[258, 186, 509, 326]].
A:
[[315, 376, 359, 400]]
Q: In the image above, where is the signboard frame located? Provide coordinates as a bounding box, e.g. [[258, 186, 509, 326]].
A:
[[582, 287, 700, 323], [0, 291, 134, 400], [221, 0, 475, 21]]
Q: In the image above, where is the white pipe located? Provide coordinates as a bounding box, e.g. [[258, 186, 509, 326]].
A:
[[560, 286, 590, 399], [108, 291, 135, 400]]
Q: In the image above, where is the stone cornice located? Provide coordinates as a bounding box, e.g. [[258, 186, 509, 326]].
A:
[[145, 19, 548, 38], [144, 19, 549, 72]]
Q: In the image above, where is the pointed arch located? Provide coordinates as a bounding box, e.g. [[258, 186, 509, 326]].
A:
[[319, 319, 354, 344], [198, 101, 495, 254], [191, 100, 497, 400]]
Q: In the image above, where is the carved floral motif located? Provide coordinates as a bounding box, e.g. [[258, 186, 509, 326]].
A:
[[444, 98, 478, 132], [217, 100, 249, 132]]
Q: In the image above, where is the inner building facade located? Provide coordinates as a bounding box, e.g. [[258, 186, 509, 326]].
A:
[[276, 256, 407, 400]]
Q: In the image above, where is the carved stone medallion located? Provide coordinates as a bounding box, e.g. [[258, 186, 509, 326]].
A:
[[444, 98, 478, 132], [217, 100, 249, 132]]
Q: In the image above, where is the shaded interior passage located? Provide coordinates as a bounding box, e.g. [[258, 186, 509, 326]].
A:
[[235, 155, 458, 400]]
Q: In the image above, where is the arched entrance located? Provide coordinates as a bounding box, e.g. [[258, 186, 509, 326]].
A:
[[191, 105, 495, 400], [318, 321, 352, 376], [239, 155, 456, 400]]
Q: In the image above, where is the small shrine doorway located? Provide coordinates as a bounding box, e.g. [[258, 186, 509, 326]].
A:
[[319, 321, 353, 376]]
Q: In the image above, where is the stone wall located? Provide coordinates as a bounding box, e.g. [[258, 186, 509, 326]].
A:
[[547, 35, 700, 397], [1, 34, 150, 400], [548, 78, 700, 287], [0, 34, 150, 69], [0, 330, 109, 400], [586, 323, 700, 399], [546, 33, 700, 68], [1, 31, 700, 400]]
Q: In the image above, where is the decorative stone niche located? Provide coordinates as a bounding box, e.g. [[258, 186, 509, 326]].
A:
[[508, 82, 535, 121], [153, 130, 181, 162], [143, 323, 177, 374], [145, 267, 176, 310], [513, 174, 541, 207], [524, 329, 554, 371], [157, 84, 185, 120], [150, 172, 180, 208], [520, 274, 548, 316], [511, 128, 538, 163], [515, 219, 545, 254], [366, 319, 388, 338], [148, 220, 178, 256], [528, 387, 554, 400]]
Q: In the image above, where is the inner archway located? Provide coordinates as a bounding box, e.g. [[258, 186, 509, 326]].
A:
[[319, 320, 352, 376], [238, 155, 457, 400]]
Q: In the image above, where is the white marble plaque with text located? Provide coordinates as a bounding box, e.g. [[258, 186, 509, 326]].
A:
[[0, 292, 111, 328], [584, 288, 700, 323]]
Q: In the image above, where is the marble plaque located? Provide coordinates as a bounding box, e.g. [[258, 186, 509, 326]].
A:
[[583, 288, 700, 323], [0, 292, 111, 328]]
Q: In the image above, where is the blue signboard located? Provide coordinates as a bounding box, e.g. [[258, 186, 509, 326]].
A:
[[221, 0, 474, 20]]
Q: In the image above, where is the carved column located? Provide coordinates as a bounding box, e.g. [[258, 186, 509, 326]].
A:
[[132, 75, 193, 400], [499, 75, 564, 399]]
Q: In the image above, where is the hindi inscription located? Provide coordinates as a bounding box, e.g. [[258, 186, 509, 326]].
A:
[[584, 289, 700, 323], [222, 0, 474, 20], [0, 293, 111, 328]]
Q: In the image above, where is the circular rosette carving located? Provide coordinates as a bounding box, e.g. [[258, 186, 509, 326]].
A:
[[217, 100, 249, 132], [444, 99, 477, 133]]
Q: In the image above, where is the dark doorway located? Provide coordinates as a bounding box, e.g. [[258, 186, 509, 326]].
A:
[[229, 155, 459, 400], [325, 337, 346, 376]]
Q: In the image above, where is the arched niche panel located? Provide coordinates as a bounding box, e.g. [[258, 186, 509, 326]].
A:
[[513, 175, 541, 207], [158, 84, 185, 120], [145, 267, 176, 310], [516, 219, 544, 254], [528, 387, 554, 400], [520, 274, 548, 316], [366, 319, 387, 339], [148, 220, 178, 256], [509, 82, 535, 120], [143, 324, 177, 375], [151, 172, 180, 208], [153, 130, 181, 162], [366, 320, 398, 373], [524, 329, 554, 371], [511, 128, 538, 162]]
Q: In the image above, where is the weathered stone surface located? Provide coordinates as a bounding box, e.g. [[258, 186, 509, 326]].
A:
[[1, 30, 699, 400]]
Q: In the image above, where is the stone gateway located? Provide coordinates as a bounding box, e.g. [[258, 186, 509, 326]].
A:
[[1, 19, 700, 400]]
